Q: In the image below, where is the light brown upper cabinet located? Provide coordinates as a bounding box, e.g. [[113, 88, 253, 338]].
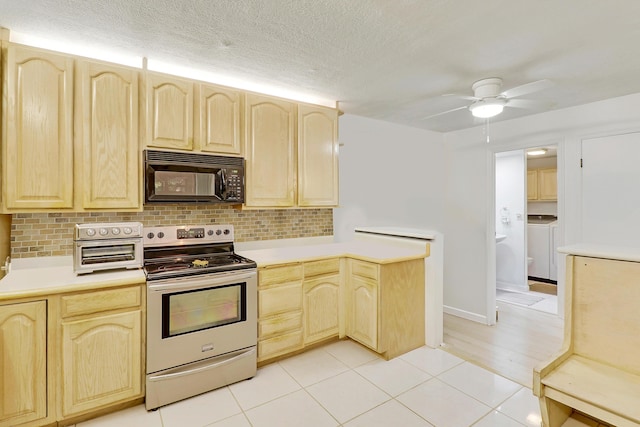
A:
[[297, 104, 339, 207], [537, 168, 557, 200], [244, 95, 339, 208], [2, 44, 74, 210], [528, 168, 557, 201], [141, 71, 194, 150], [194, 83, 242, 155], [75, 59, 140, 209], [245, 93, 297, 207]]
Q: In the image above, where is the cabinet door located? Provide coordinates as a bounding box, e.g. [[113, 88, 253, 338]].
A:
[[195, 83, 242, 155], [297, 105, 339, 207], [538, 168, 557, 200], [527, 170, 538, 200], [303, 274, 340, 344], [349, 275, 378, 350], [76, 60, 140, 209], [245, 94, 296, 207], [0, 301, 47, 426], [61, 310, 142, 416], [3, 45, 74, 209], [142, 72, 193, 150]]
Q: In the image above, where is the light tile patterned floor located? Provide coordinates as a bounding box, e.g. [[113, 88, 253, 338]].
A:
[[75, 340, 560, 427]]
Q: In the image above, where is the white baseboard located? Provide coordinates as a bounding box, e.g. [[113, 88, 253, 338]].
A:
[[443, 305, 488, 324]]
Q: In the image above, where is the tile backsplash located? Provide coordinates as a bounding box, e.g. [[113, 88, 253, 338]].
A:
[[10, 206, 333, 258]]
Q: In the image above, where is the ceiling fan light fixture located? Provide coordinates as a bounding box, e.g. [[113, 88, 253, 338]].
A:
[[469, 99, 506, 118]]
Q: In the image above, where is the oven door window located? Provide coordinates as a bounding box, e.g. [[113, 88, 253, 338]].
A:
[[162, 283, 246, 338]]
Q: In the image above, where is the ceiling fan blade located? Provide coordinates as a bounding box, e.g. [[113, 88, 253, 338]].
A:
[[506, 98, 553, 109], [442, 93, 479, 101], [501, 79, 553, 99], [422, 105, 469, 120]]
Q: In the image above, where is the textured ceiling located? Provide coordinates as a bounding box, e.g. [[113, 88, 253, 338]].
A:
[[1, 0, 639, 132]]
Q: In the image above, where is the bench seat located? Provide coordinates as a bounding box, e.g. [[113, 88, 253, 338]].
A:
[[534, 254, 640, 427], [541, 355, 640, 426]]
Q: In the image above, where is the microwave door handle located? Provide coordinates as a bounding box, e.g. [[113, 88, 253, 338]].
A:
[[218, 169, 227, 198]]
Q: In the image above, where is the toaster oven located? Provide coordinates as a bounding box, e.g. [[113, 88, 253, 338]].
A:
[[73, 222, 144, 275]]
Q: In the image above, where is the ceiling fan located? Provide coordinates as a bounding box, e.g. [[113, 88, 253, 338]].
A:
[[424, 77, 553, 120]]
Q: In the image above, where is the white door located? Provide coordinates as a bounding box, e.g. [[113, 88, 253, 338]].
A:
[[582, 132, 640, 246]]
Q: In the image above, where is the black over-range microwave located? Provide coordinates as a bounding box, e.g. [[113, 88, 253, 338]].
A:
[[144, 150, 245, 204]]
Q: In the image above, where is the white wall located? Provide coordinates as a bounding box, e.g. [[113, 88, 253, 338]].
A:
[[333, 114, 445, 241], [443, 92, 640, 323], [335, 93, 640, 325], [495, 150, 526, 291]]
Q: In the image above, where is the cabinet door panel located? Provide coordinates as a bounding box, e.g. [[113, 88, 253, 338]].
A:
[[350, 276, 378, 350], [77, 60, 139, 209], [245, 94, 295, 207], [527, 170, 538, 200], [303, 275, 340, 344], [258, 311, 302, 338], [4, 46, 73, 209], [0, 301, 47, 426], [259, 282, 302, 317], [258, 330, 303, 362], [298, 105, 338, 206], [61, 310, 142, 416], [196, 84, 241, 154], [259, 264, 303, 287], [538, 168, 557, 200], [143, 73, 193, 150]]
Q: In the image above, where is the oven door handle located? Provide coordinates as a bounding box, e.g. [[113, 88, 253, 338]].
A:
[[147, 347, 256, 382], [148, 270, 256, 292]]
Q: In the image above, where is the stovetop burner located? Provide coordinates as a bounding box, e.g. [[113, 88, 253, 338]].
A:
[[144, 253, 256, 280], [142, 225, 256, 281]]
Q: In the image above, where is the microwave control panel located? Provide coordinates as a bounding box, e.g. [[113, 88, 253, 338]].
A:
[[223, 168, 244, 202]]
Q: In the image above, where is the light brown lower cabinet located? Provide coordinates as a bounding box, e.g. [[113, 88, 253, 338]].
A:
[[0, 301, 48, 427], [257, 264, 304, 363], [346, 258, 425, 360], [0, 284, 144, 427], [60, 311, 142, 416], [257, 256, 425, 364], [59, 286, 144, 419], [302, 259, 341, 345]]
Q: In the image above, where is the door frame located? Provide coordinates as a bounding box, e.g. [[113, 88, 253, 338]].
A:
[[486, 138, 564, 323]]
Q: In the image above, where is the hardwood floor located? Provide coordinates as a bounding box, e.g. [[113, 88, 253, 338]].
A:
[[442, 301, 564, 387]]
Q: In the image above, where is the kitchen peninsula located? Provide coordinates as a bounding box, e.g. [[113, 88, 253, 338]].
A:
[[236, 240, 429, 363]]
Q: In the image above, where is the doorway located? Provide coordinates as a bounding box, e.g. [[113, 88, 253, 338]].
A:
[[493, 145, 559, 316]]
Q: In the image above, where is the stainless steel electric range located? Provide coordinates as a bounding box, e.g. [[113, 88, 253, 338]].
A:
[[143, 224, 257, 410]]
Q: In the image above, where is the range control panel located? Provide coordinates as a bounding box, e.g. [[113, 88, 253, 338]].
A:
[[144, 225, 234, 247]]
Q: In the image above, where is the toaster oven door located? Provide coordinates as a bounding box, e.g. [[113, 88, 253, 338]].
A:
[[74, 238, 143, 274]]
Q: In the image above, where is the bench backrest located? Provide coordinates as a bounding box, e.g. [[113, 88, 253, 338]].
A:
[[568, 256, 640, 375]]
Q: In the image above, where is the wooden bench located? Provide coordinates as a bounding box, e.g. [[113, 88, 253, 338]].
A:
[[533, 255, 640, 427]]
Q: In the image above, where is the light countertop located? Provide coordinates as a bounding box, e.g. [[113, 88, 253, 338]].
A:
[[558, 243, 640, 263], [0, 240, 428, 300], [237, 240, 429, 267], [0, 256, 146, 301]]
